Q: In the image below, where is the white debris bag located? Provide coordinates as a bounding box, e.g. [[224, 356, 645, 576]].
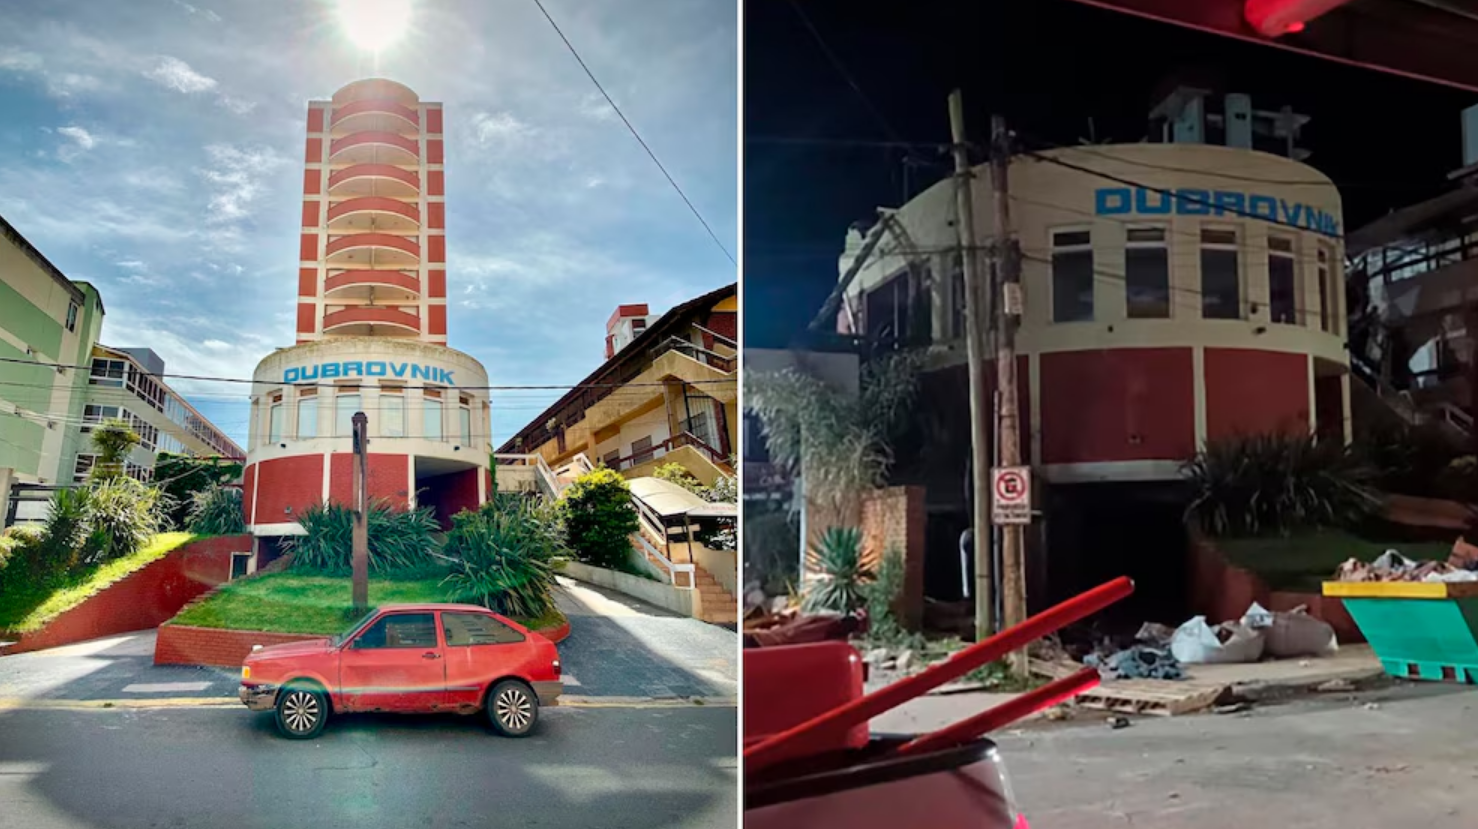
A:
[[1240, 602, 1338, 659], [1169, 615, 1266, 664]]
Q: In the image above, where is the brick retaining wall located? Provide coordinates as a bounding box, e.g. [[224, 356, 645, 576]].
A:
[[2, 534, 249, 655]]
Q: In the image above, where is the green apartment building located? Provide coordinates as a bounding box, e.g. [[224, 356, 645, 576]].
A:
[[1, 214, 243, 523], [0, 215, 105, 512]]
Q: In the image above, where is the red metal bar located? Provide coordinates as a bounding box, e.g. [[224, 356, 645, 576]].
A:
[[895, 667, 1101, 756], [743, 576, 1133, 774]]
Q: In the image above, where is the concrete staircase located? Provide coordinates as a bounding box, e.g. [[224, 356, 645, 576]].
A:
[[692, 564, 737, 625]]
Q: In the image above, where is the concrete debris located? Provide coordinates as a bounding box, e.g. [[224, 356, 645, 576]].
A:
[[1084, 645, 1186, 681], [894, 650, 915, 674], [863, 648, 890, 666], [1316, 679, 1357, 693], [1107, 715, 1132, 730], [1334, 550, 1475, 583], [1044, 705, 1072, 722], [1364, 702, 1381, 711], [1213, 701, 1254, 715]]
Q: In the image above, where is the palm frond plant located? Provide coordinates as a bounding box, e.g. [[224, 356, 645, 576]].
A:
[[1183, 431, 1382, 538], [802, 526, 874, 614], [745, 352, 921, 522], [441, 498, 562, 618], [88, 418, 141, 482], [81, 476, 164, 564], [187, 485, 247, 536], [285, 500, 441, 575], [35, 487, 91, 578]]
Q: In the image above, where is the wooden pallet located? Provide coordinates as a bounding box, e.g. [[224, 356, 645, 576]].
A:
[[1031, 657, 1228, 717], [1071, 680, 1229, 717]]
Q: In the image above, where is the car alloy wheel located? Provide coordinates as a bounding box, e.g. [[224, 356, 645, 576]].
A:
[[275, 686, 328, 739], [489, 680, 538, 737]]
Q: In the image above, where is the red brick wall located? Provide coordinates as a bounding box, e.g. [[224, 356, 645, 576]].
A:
[[256, 455, 325, 522], [1040, 348, 1195, 464], [1204, 348, 1309, 439], [420, 467, 481, 527], [860, 486, 926, 631], [242, 463, 257, 524], [154, 625, 324, 668], [5, 535, 248, 655], [329, 453, 410, 508], [1187, 535, 1363, 643], [705, 311, 737, 341]]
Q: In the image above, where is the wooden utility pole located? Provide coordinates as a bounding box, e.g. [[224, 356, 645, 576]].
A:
[[990, 114, 1029, 675], [948, 90, 994, 642], [351, 411, 369, 614]]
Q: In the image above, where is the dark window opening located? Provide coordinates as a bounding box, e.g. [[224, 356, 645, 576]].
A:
[[442, 612, 525, 646], [354, 613, 437, 649]]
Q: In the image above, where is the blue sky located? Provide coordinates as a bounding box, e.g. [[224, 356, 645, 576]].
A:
[[0, 0, 737, 450]]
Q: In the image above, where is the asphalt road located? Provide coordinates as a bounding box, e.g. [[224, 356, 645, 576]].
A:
[[996, 681, 1478, 828], [0, 704, 738, 829]]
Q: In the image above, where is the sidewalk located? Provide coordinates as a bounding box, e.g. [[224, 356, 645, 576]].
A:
[[867, 646, 1387, 733]]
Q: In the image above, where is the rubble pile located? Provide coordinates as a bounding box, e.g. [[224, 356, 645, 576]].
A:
[[1332, 550, 1478, 583]]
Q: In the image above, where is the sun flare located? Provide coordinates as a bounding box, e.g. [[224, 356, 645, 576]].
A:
[[337, 0, 413, 52]]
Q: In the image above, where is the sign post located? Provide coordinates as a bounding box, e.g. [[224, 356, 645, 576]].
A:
[[990, 466, 1032, 526]]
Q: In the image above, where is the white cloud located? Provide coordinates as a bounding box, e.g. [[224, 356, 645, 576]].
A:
[[56, 126, 95, 150], [577, 92, 618, 123], [197, 143, 287, 225], [468, 111, 535, 147], [216, 94, 256, 115], [143, 56, 217, 94], [170, 0, 222, 23]]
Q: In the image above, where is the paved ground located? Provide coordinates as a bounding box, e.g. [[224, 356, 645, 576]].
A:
[[996, 680, 1478, 828], [555, 576, 738, 702], [0, 577, 737, 706], [0, 705, 737, 829]]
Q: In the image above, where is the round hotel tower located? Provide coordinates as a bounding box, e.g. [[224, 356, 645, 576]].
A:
[[243, 79, 491, 550]]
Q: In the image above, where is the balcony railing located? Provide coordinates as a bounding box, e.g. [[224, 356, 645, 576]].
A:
[[604, 431, 730, 473], [659, 336, 735, 373]]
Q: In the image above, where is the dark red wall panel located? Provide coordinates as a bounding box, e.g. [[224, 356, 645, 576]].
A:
[[255, 455, 324, 522], [1040, 348, 1195, 464], [328, 453, 410, 509], [1204, 348, 1309, 439]]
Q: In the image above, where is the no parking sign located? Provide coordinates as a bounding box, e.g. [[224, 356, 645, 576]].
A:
[[990, 466, 1031, 525]]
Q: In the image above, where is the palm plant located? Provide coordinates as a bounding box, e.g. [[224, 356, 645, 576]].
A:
[[442, 498, 562, 618], [1183, 431, 1382, 538], [802, 526, 874, 614], [88, 418, 141, 482], [745, 352, 921, 520], [80, 476, 164, 564]]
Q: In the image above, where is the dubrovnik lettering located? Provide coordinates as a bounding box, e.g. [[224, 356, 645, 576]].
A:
[[1093, 186, 1340, 236], [282, 362, 455, 384]]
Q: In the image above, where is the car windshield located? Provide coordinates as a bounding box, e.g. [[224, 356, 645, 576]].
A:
[[334, 608, 380, 646]]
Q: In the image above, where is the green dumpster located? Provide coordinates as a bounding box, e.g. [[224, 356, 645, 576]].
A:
[[1324, 581, 1478, 683]]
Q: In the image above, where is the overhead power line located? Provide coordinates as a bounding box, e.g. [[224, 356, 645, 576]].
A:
[[0, 355, 735, 391], [783, 0, 903, 144], [531, 0, 735, 266]]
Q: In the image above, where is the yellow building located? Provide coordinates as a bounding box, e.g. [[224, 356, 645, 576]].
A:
[[498, 283, 738, 488]]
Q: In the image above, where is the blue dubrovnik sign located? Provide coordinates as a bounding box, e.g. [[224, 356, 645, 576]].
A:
[[283, 362, 454, 384], [1094, 187, 1340, 236]]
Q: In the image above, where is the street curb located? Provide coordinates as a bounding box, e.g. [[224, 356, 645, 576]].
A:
[[0, 695, 739, 711], [0, 697, 240, 711]]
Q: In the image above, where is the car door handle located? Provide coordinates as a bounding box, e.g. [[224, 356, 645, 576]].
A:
[[422, 652, 441, 660]]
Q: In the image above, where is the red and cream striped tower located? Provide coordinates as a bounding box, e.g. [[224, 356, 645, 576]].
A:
[[243, 79, 492, 555], [298, 78, 447, 345]]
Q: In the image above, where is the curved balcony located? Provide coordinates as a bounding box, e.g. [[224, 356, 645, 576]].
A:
[[324, 269, 421, 301], [327, 196, 420, 232], [332, 78, 419, 107], [324, 232, 420, 268], [327, 164, 419, 198], [322, 306, 421, 336], [329, 131, 419, 165], [331, 99, 419, 134]]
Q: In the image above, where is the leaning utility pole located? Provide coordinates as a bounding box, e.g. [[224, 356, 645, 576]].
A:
[[351, 411, 370, 614], [990, 114, 1028, 675], [948, 90, 994, 642]]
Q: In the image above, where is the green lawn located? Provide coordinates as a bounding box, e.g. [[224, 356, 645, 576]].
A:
[[1219, 530, 1454, 593], [168, 571, 566, 636], [0, 532, 196, 634]]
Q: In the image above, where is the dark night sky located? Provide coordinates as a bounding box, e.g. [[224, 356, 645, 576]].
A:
[[743, 0, 1478, 348]]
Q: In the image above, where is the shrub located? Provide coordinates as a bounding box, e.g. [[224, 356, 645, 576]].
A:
[[706, 473, 737, 504], [441, 498, 560, 618], [152, 453, 243, 529], [286, 500, 442, 575], [654, 463, 706, 496], [1184, 431, 1382, 538], [560, 467, 639, 570], [743, 509, 800, 597], [0, 524, 45, 576], [35, 486, 92, 577], [80, 477, 165, 565], [861, 546, 926, 651], [187, 485, 246, 535], [802, 526, 874, 614]]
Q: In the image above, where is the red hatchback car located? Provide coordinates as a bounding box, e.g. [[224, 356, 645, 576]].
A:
[[238, 603, 563, 739]]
